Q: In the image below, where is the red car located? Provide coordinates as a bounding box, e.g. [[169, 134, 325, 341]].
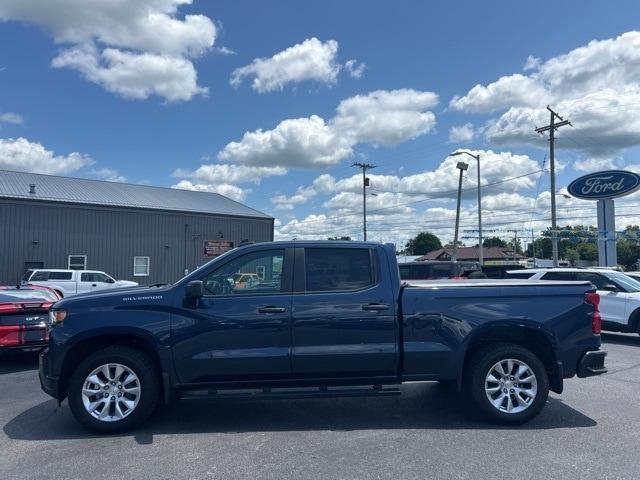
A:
[[0, 285, 60, 353]]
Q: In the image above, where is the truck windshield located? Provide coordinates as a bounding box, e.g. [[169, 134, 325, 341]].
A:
[[604, 271, 640, 293]]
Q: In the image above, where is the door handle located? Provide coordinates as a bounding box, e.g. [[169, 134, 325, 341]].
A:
[[92, 283, 97, 287], [362, 303, 389, 311], [258, 306, 286, 314]]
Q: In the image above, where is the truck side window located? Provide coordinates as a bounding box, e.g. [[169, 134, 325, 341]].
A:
[[305, 248, 374, 292], [201, 249, 284, 296], [575, 273, 609, 290], [49, 271, 73, 280], [541, 272, 576, 281]]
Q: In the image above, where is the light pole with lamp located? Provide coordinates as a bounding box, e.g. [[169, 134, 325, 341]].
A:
[[450, 151, 483, 265], [452, 161, 469, 262]]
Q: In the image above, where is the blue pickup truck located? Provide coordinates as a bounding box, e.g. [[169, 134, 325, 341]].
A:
[[39, 241, 607, 433]]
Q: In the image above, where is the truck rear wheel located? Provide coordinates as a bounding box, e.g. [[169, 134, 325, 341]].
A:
[[68, 346, 159, 433], [465, 343, 549, 424]]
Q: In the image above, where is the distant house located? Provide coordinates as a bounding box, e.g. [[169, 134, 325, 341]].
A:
[[418, 246, 525, 263]]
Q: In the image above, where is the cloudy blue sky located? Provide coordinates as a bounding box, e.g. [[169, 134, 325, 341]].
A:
[[1, 0, 639, 245]]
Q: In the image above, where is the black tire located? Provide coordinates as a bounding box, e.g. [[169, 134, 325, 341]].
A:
[[68, 346, 159, 433], [465, 343, 549, 425]]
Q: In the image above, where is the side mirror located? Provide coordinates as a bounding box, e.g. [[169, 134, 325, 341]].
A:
[[185, 280, 204, 298], [107, 278, 115, 284], [601, 284, 618, 292]]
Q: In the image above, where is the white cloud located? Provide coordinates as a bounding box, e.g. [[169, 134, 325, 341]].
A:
[[0, 137, 93, 174], [523, 55, 541, 71], [171, 163, 286, 203], [0, 0, 216, 101], [219, 115, 351, 168], [572, 156, 620, 172], [216, 46, 236, 55], [332, 89, 438, 146], [52, 45, 207, 102], [344, 59, 365, 79], [0, 112, 24, 125], [171, 179, 247, 202], [448, 123, 475, 143], [450, 31, 640, 156], [89, 167, 126, 182], [270, 149, 542, 218], [219, 89, 438, 168], [231, 38, 340, 93]]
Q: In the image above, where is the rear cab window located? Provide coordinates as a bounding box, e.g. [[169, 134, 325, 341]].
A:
[[304, 248, 376, 292]]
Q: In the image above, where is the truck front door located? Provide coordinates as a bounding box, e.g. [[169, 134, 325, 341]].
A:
[[290, 246, 398, 380], [171, 248, 293, 384]]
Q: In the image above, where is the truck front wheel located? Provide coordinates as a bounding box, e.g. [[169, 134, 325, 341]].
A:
[[465, 343, 549, 424], [67, 346, 160, 433]]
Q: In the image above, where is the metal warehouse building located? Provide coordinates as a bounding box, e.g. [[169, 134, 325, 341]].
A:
[[0, 170, 274, 285]]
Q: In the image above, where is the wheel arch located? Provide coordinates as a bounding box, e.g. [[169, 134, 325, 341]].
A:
[[58, 330, 163, 401], [628, 307, 640, 333], [459, 324, 562, 394]]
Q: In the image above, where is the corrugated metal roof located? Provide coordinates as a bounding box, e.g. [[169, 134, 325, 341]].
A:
[[0, 170, 272, 219]]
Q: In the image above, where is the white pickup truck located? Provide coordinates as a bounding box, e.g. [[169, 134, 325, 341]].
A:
[[21, 269, 138, 298]]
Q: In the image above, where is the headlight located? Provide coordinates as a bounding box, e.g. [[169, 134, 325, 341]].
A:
[[49, 310, 67, 325]]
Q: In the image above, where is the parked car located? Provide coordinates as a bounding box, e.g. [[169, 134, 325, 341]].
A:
[[0, 285, 60, 353], [398, 260, 480, 280], [21, 269, 138, 298], [626, 271, 640, 282], [40, 241, 606, 433], [506, 268, 640, 335]]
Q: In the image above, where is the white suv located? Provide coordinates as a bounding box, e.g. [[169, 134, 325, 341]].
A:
[[21, 269, 138, 298], [506, 268, 640, 335]]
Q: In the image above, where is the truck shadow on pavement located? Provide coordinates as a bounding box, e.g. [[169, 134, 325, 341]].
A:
[[601, 332, 640, 347], [0, 352, 40, 374], [4, 383, 596, 444]]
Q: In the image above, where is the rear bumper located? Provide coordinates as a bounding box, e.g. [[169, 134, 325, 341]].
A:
[[577, 350, 607, 378], [39, 347, 60, 400]]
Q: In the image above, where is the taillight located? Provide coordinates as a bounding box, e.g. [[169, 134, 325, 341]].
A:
[[0, 303, 22, 314], [585, 291, 601, 334]]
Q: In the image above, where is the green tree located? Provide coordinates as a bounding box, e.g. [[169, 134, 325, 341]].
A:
[[576, 242, 598, 261], [564, 248, 580, 265], [617, 239, 640, 269], [328, 236, 352, 241], [405, 232, 443, 255], [483, 236, 507, 248]]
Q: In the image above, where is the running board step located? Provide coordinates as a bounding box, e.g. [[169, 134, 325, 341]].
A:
[[179, 385, 401, 401]]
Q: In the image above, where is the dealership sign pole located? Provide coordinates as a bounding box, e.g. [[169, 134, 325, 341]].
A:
[[567, 170, 640, 267]]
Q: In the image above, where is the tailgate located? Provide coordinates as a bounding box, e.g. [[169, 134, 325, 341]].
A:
[[0, 309, 49, 346]]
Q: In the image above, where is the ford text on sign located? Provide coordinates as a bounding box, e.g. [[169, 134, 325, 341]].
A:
[[567, 170, 640, 200]]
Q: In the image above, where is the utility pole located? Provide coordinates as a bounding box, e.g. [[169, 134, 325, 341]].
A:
[[352, 162, 376, 241], [535, 106, 571, 267], [507, 229, 519, 262], [452, 162, 469, 262]]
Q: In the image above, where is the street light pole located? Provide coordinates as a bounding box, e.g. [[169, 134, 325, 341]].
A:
[[450, 151, 482, 265], [352, 162, 376, 241], [453, 161, 469, 262]]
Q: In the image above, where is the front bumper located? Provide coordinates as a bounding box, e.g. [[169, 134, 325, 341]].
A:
[[577, 350, 607, 378], [39, 347, 60, 400]]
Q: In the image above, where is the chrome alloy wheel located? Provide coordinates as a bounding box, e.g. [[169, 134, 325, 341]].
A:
[[81, 363, 141, 422], [484, 358, 537, 414]]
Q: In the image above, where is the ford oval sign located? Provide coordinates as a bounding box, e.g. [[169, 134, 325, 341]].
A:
[[567, 170, 640, 200]]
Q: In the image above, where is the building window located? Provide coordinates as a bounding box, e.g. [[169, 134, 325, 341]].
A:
[[68, 255, 87, 270], [134, 256, 150, 276]]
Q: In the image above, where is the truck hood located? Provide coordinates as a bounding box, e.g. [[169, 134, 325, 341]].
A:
[[53, 284, 173, 309]]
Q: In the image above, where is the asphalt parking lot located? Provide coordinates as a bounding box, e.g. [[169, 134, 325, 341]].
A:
[[1, 333, 639, 480]]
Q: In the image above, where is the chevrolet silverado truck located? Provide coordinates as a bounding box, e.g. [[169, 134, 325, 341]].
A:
[[39, 241, 607, 433]]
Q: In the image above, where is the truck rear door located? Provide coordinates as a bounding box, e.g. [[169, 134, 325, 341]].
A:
[[290, 246, 398, 380]]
